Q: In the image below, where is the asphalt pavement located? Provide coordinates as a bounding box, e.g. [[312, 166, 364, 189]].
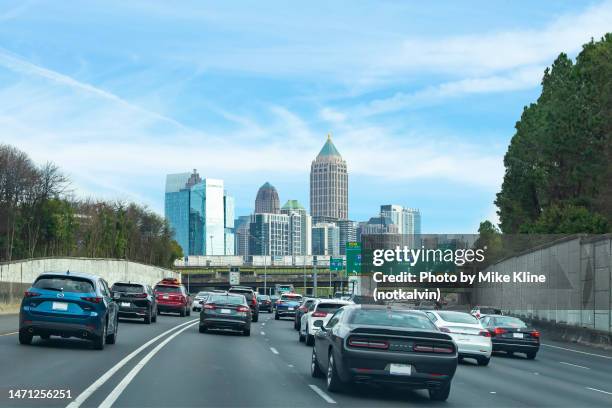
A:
[[0, 312, 611, 407]]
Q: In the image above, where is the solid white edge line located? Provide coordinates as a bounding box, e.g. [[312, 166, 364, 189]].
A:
[[0, 331, 18, 336], [586, 387, 612, 396], [270, 347, 279, 354], [541, 343, 612, 360], [309, 385, 336, 404], [66, 318, 198, 408], [98, 322, 198, 408], [559, 361, 590, 369]]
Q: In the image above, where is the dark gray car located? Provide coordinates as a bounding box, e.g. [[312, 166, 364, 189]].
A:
[[199, 293, 252, 336]]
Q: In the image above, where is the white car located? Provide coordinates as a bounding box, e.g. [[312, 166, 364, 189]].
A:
[[299, 299, 352, 346], [192, 291, 211, 312], [426, 310, 492, 366]]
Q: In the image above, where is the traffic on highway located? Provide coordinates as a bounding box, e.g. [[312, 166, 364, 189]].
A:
[[1, 271, 611, 407]]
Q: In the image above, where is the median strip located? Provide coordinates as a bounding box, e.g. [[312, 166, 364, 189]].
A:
[[67, 318, 198, 408], [309, 385, 336, 404]]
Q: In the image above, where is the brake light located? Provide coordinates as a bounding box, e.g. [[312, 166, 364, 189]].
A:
[[252, 297, 257, 306], [494, 327, 507, 335], [479, 330, 492, 337], [531, 330, 540, 338], [414, 344, 454, 353], [312, 311, 328, 318], [204, 303, 216, 310], [81, 297, 103, 304], [236, 306, 249, 313], [24, 291, 41, 298], [348, 338, 389, 350]]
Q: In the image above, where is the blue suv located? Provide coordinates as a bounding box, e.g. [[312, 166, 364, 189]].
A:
[[19, 271, 119, 350]]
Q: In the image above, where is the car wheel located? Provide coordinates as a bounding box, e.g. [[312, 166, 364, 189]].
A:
[[199, 325, 207, 333], [275, 313, 279, 320], [311, 348, 324, 378], [144, 309, 152, 324], [299, 330, 305, 342], [19, 331, 33, 345], [306, 334, 314, 346], [477, 356, 490, 366], [326, 353, 344, 392], [151, 310, 157, 323], [429, 381, 451, 401], [186, 308, 191, 317], [243, 328, 251, 336], [93, 322, 106, 350], [526, 351, 537, 360], [179, 308, 186, 317], [106, 318, 118, 345], [252, 314, 258, 323]]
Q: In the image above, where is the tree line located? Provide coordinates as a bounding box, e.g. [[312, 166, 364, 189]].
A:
[[0, 144, 183, 268], [492, 34, 611, 235]]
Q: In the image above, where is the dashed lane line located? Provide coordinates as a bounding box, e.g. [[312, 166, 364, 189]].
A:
[[541, 343, 612, 360], [309, 385, 336, 404], [559, 361, 589, 369], [270, 347, 279, 355]]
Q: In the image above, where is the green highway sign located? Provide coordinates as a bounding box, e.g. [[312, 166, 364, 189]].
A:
[[346, 241, 362, 275], [330, 257, 343, 271]]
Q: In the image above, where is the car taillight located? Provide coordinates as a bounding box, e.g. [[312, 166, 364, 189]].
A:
[[24, 291, 41, 298], [414, 344, 454, 354], [494, 327, 507, 335], [81, 297, 103, 304], [479, 330, 491, 337], [236, 306, 249, 313], [252, 297, 257, 306], [312, 311, 328, 318], [348, 338, 389, 350], [531, 330, 540, 338], [204, 304, 216, 310]]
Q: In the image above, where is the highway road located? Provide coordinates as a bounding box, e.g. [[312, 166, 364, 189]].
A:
[[0, 313, 611, 407]]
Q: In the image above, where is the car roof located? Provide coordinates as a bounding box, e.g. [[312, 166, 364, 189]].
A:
[[344, 304, 429, 315], [315, 299, 352, 305], [113, 281, 145, 286], [37, 271, 99, 281]]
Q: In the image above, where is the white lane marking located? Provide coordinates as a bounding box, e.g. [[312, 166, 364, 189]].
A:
[[288, 364, 294, 368], [541, 343, 612, 360], [559, 361, 589, 369], [67, 319, 197, 408], [586, 387, 612, 396], [260, 331, 265, 336], [262, 323, 266, 326], [309, 385, 336, 404], [98, 322, 198, 408], [0, 331, 18, 336], [490, 391, 496, 394], [270, 347, 279, 355]]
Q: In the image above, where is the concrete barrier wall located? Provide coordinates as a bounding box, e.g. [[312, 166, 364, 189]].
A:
[[473, 236, 612, 335], [0, 257, 179, 304]]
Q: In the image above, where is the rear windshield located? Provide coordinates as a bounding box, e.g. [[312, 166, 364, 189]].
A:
[[229, 289, 253, 300], [155, 285, 181, 293], [280, 294, 302, 301], [209, 295, 246, 305], [112, 283, 144, 293], [481, 307, 501, 314], [437, 312, 479, 324], [350, 309, 437, 330], [34, 276, 94, 293], [316, 303, 346, 313], [196, 292, 210, 297], [257, 295, 270, 300], [494, 316, 527, 328]]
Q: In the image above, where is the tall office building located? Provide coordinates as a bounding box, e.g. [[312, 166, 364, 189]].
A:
[[255, 182, 280, 214], [165, 170, 235, 256], [380, 205, 421, 247], [249, 213, 289, 256], [310, 134, 348, 224], [281, 200, 312, 256], [337, 220, 357, 255], [312, 222, 340, 256], [234, 215, 251, 256]]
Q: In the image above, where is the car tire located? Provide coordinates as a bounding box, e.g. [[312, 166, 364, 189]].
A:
[[151, 310, 157, 323], [252, 314, 258, 323], [311, 348, 324, 378], [299, 331, 305, 342], [477, 356, 490, 366], [93, 323, 106, 350], [144, 309, 152, 324], [526, 351, 537, 360], [186, 308, 191, 317], [199, 325, 207, 333], [326, 353, 344, 393], [179, 308, 186, 317], [19, 331, 33, 345], [306, 328, 314, 346], [275, 314, 279, 320], [243, 328, 251, 336], [106, 318, 118, 345], [429, 381, 451, 401]]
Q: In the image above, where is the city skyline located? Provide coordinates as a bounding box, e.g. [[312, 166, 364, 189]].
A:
[[2, 1, 611, 232]]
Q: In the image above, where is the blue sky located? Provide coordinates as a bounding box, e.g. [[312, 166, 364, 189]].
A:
[[1, 0, 610, 232]]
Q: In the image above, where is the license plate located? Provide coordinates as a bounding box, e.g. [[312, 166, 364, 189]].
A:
[[513, 333, 523, 338], [52, 302, 68, 311], [288, 307, 294, 311], [220, 309, 231, 314], [121, 302, 130, 307], [163, 295, 169, 299], [390, 364, 412, 376]]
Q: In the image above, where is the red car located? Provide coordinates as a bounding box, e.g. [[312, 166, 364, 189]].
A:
[[154, 278, 192, 317]]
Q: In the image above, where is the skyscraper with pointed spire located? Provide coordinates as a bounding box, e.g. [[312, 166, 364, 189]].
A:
[[310, 134, 348, 224]]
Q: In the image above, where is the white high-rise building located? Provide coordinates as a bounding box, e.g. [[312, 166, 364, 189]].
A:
[[312, 222, 340, 256], [310, 134, 348, 224], [280, 200, 312, 256], [380, 205, 421, 247]]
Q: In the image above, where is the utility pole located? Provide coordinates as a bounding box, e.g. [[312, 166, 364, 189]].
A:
[[313, 257, 318, 297]]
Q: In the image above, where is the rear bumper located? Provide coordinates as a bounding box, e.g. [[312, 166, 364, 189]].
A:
[[158, 304, 185, 312], [19, 314, 104, 339], [452, 337, 492, 358], [492, 340, 540, 353], [276, 309, 296, 316], [118, 306, 149, 318], [201, 317, 249, 331]]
